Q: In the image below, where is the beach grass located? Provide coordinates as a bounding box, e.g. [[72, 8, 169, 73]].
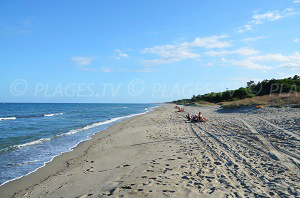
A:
[[220, 93, 300, 108]]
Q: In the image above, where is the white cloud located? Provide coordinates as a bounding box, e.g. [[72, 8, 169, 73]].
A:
[[143, 44, 200, 65], [275, 52, 300, 69], [238, 8, 297, 33], [81, 67, 155, 73], [143, 35, 231, 65], [223, 58, 272, 70], [278, 62, 300, 69], [115, 49, 129, 60], [185, 35, 232, 49], [205, 48, 259, 56], [124, 68, 157, 73], [101, 67, 113, 72], [239, 25, 252, 33], [293, 38, 299, 43], [71, 56, 93, 66], [248, 53, 300, 63], [222, 52, 300, 70], [242, 36, 266, 42], [252, 9, 296, 24], [294, 0, 300, 3], [252, 10, 283, 24], [245, 25, 252, 30], [207, 62, 214, 67], [81, 67, 112, 72]]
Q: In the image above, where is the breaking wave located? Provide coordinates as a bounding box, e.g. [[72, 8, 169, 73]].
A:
[[0, 117, 16, 121]]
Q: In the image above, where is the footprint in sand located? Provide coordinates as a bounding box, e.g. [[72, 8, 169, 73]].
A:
[[84, 167, 94, 173], [77, 193, 93, 198], [162, 190, 175, 193], [121, 185, 132, 189], [167, 158, 176, 161]]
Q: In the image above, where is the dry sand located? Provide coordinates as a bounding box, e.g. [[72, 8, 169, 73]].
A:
[[0, 104, 300, 197]]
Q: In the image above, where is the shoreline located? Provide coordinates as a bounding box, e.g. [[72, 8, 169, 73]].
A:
[[0, 106, 159, 196], [1, 104, 299, 197], [0, 108, 153, 187]]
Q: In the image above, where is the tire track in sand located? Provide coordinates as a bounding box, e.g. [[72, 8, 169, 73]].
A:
[[239, 118, 299, 171]]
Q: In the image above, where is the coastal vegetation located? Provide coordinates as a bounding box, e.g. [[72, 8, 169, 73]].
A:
[[174, 75, 300, 108]]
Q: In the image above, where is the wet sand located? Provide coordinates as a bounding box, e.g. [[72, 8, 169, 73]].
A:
[[0, 104, 299, 197]]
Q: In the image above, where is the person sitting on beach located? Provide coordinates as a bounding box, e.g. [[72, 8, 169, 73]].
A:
[[186, 113, 191, 121], [177, 107, 184, 112], [191, 115, 198, 122], [186, 114, 200, 123], [198, 112, 207, 122]]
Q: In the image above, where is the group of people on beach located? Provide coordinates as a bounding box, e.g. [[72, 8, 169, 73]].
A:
[[175, 106, 207, 122], [186, 112, 208, 123]]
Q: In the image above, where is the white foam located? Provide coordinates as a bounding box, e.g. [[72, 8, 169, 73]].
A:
[[43, 113, 63, 117], [0, 117, 16, 121], [21, 159, 40, 164], [61, 112, 147, 136], [62, 129, 80, 136], [11, 114, 140, 149], [7, 107, 155, 150], [15, 138, 52, 148]]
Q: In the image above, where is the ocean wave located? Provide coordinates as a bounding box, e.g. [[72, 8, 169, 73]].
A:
[[4, 109, 151, 152], [4, 159, 40, 167], [43, 113, 63, 117], [0, 113, 63, 121], [15, 137, 52, 148], [21, 159, 40, 164], [60, 115, 135, 136], [5, 116, 133, 150], [0, 117, 16, 121], [0, 137, 53, 154]]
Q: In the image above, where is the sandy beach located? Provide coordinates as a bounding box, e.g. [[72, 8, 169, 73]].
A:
[[0, 104, 300, 197]]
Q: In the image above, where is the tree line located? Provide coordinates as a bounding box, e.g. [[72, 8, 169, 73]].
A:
[[174, 75, 300, 104]]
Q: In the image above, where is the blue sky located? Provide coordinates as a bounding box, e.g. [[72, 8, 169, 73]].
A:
[[0, 0, 299, 103]]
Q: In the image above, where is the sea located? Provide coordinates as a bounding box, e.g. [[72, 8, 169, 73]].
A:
[[0, 103, 158, 185]]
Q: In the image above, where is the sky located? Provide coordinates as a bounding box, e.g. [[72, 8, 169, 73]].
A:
[[0, 0, 299, 103]]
